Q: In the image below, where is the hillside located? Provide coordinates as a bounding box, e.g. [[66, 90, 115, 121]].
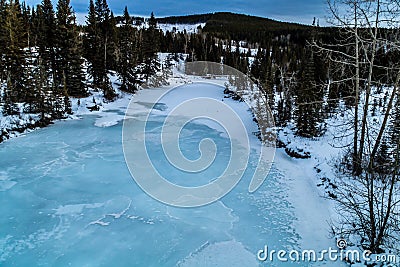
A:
[[157, 12, 309, 28], [156, 12, 313, 44], [156, 13, 213, 24]]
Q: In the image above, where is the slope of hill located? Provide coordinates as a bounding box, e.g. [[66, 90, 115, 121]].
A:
[[156, 12, 314, 44], [156, 13, 213, 24]]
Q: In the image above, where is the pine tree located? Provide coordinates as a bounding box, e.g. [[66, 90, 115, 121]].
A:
[[141, 12, 160, 81], [85, 0, 116, 99], [390, 93, 400, 155], [106, 11, 118, 70], [24, 53, 54, 120], [2, 0, 26, 115], [20, 2, 30, 47], [295, 46, 324, 137], [30, 6, 38, 46], [262, 54, 274, 108], [117, 6, 138, 92], [375, 137, 392, 174], [37, 0, 56, 79], [148, 11, 157, 29], [251, 48, 262, 80], [84, 0, 98, 83], [0, 0, 7, 82], [56, 0, 87, 97]]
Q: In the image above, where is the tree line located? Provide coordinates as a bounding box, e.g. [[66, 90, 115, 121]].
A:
[[0, 0, 335, 138], [0, 0, 160, 122]]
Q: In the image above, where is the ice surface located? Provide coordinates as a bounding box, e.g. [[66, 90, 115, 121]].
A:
[[177, 240, 260, 267]]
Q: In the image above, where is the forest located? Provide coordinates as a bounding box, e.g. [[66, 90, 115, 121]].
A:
[[0, 0, 346, 136]]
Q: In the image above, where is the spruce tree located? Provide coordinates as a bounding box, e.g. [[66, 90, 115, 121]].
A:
[[117, 6, 138, 92], [84, 0, 99, 83], [295, 46, 324, 137], [56, 0, 87, 97], [20, 2, 30, 47], [2, 0, 26, 115], [85, 0, 116, 99], [251, 48, 262, 80], [0, 0, 6, 82], [106, 11, 118, 70], [390, 93, 400, 155], [148, 11, 157, 29], [25, 54, 54, 120], [141, 12, 160, 81], [38, 0, 56, 79]]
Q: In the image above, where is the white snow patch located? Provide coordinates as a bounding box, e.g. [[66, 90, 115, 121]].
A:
[[54, 203, 104, 216], [158, 23, 206, 34], [89, 216, 110, 227]]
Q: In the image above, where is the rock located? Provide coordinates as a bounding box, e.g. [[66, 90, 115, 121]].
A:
[[87, 105, 100, 112], [285, 147, 311, 159]]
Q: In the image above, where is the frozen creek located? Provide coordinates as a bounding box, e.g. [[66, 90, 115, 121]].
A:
[[0, 82, 340, 266]]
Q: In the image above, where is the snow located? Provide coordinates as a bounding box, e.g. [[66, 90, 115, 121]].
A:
[[221, 44, 259, 57], [269, 82, 400, 264], [71, 91, 132, 128], [158, 23, 206, 34], [0, 113, 41, 142], [273, 137, 337, 252], [115, 19, 205, 34]]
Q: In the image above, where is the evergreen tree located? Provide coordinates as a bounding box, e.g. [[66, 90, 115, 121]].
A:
[[141, 12, 160, 81], [84, 0, 98, 82], [20, 2, 30, 47], [295, 46, 324, 137], [375, 137, 392, 174], [0, 0, 7, 82], [56, 0, 87, 97], [117, 6, 138, 92], [390, 93, 400, 155], [2, 0, 26, 115], [24, 54, 53, 120], [251, 47, 262, 80], [148, 11, 157, 29], [85, 0, 116, 99], [106, 11, 118, 70], [37, 0, 56, 78]]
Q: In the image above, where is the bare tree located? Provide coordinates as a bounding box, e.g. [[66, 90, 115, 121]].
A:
[[319, 0, 400, 253]]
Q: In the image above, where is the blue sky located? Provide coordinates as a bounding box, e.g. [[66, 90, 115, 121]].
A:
[[24, 0, 328, 25]]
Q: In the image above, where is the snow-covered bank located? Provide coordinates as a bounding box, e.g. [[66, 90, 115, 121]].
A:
[[275, 127, 340, 253], [0, 85, 127, 144], [0, 112, 43, 143], [0, 54, 174, 144]]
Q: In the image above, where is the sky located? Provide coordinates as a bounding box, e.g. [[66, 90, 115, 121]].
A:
[[23, 0, 328, 25]]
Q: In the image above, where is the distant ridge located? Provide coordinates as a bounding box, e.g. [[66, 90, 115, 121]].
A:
[[156, 12, 309, 28], [155, 12, 313, 44], [156, 13, 213, 24]]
